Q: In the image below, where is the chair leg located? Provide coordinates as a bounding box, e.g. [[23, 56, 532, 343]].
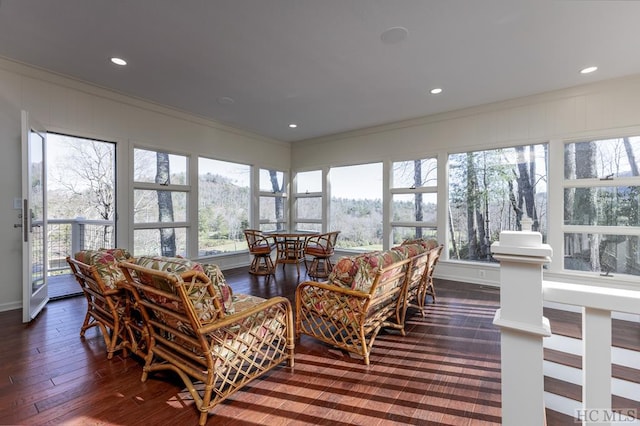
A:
[[308, 257, 319, 278], [249, 254, 275, 275], [308, 256, 333, 279]]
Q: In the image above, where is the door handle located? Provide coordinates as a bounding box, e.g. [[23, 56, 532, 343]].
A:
[[23, 199, 28, 242]]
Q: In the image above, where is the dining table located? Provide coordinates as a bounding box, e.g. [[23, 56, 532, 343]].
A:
[[264, 229, 319, 277]]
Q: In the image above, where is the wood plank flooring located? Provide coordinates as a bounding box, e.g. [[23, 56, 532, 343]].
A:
[[1, 264, 621, 425]]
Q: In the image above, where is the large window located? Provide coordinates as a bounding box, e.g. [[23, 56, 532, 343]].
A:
[[133, 148, 189, 257], [329, 163, 383, 250], [391, 158, 438, 245], [198, 157, 250, 255], [294, 170, 323, 232], [448, 144, 548, 262], [259, 168, 287, 231], [563, 137, 640, 277]]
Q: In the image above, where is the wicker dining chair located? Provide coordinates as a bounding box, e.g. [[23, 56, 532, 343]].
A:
[[244, 229, 276, 275], [303, 231, 340, 279]]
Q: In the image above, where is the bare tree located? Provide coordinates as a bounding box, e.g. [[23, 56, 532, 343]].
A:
[[269, 170, 284, 230], [466, 153, 480, 260], [51, 139, 115, 221], [156, 152, 176, 256], [623, 137, 639, 176], [515, 145, 539, 230], [623, 137, 639, 274], [574, 141, 600, 271]]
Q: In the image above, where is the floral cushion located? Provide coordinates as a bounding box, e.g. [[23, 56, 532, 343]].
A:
[[134, 256, 221, 325], [136, 256, 234, 315], [392, 243, 426, 258], [327, 253, 369, 289], [401, 238, 439, 251], [202, 263, 234, 314], [136, 255, 201, 274], [74, 248, 132, 290], [328, 249, 407, 293]]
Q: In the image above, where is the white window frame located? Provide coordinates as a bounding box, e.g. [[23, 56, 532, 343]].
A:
[[131, 146, 191, 257]]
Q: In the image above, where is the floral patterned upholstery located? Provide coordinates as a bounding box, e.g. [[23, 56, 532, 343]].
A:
[[136, 256, 234, 315], [400, 238, 439, 251], [297, 247, 415, 365], [117, 259, 295, 426], [73, 248, 132, 290], [328, 249, 407, 293], [69, 248, 138, 359]]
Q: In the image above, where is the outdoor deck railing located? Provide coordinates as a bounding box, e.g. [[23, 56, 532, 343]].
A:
[[45, 218, 115, 275]]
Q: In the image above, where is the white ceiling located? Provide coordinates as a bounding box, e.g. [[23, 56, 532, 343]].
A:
[[1, 0, 640, 143]]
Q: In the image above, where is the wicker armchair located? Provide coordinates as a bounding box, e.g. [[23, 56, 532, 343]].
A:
[[303, 231, 340, 279], [66, 248, 147, 359], [296, 250, 413, 365], [119, 259, 295, 426]]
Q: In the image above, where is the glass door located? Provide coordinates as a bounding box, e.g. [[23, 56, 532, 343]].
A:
[[21, 110, 48, 322]]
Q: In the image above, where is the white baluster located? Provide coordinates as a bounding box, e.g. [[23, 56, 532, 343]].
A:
[[583, 307, 612, 426]]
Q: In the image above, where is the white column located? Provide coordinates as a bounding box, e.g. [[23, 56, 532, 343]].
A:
[[492, 229, 553, 426]]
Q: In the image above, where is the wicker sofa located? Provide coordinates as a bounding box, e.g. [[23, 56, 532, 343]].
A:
[[118, 256, 295, 426], [295, 242, 434, 365], [68, 251, 295, 425]]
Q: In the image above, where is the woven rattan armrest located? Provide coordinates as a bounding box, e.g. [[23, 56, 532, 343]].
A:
[[297, 280, 373, 299], [198, 296, 294, 334]]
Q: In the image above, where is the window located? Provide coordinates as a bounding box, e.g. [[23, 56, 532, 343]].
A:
[[448, 144, 548, 262], [198, 157, 250, 255], [133, 148, 189, 257], [329, 163, 383, 250], [563, 137, 640, 277], [294, 170, 322, 232], [391, 158, 438, 245], [259, 168, 287, 231]]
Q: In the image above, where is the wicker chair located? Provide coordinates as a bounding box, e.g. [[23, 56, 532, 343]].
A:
[[244, 229, 276, 276], [66, 248, 147, 359], [296, 250, 413, 365], [119, 260, 295, 426], [303, 231, 340, 279]]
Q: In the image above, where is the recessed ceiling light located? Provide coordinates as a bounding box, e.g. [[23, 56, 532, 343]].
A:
[[580, 66, 598, 74], [110, 57, 127, 66], [289, 123, 298, 129], [430, 88, 443, 95]]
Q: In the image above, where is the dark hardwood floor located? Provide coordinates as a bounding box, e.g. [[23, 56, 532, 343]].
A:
[[1, 264, 599, 425]]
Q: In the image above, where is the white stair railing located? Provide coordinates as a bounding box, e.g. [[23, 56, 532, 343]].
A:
[[543, 281, 640, 425], [492, 227, 640, 426]]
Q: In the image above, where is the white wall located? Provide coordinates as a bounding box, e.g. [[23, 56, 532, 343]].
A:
[[0, 58, 290, 311], [292, 74, 640, 290]]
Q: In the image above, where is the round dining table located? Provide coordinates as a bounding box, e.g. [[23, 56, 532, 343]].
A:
[[264, 230, 319, 277]]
